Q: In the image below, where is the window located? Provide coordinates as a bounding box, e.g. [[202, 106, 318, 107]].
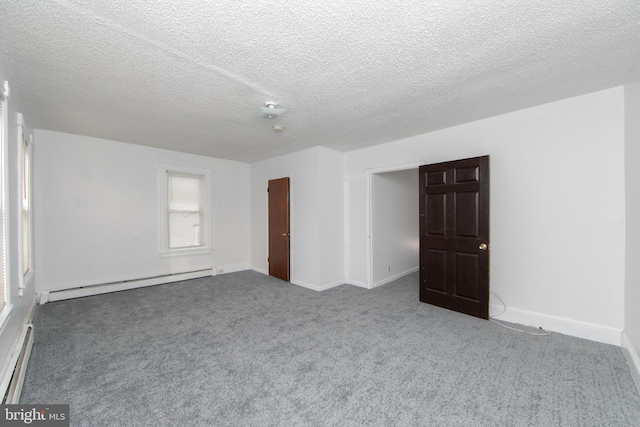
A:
[[0, 82, 8, 313], [21, 125, 31, 278], [167, 171, 203, 248], [158, 165, 210, 255]]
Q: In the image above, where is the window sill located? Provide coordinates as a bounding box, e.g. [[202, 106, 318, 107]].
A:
[[159, 247, 212, 258]]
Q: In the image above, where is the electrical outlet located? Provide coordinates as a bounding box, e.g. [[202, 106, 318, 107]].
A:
[[387, 265, 391, 272]]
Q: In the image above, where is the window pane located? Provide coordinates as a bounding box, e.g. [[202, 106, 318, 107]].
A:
[[169, 174, 202, 211], [168, 212, 202, 248], [166, 171, 205, 250], [22, 208, 29, 274], [22, 137, 30, 276]]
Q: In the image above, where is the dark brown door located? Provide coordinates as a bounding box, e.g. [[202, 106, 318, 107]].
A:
[[419, 156, 489, 319], [268, 177, 290, 281]]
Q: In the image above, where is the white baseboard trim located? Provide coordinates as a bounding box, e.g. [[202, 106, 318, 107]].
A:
[[38, 291, 49, 305], [621, 331, 640, 396], [249, 267, 346, 292], [490, 304, 622, 346], [373, 266, 419, 288], [290, 279, 345, 292], [250, 267, 268, 276], [42, 269, 214, 303], [215, 264, 250, 275], [348, 280, 369, 289]]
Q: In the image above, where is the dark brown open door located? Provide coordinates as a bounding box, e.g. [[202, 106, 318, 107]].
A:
[[419, 156, 489, 319], [268, 177, 290, 282]]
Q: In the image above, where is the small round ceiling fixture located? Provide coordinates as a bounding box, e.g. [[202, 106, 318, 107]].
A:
[[272, 124, 284, 132]]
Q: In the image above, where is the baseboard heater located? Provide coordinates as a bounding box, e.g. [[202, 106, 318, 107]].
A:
[[1, 324, 34, 404], [40, 269, 214, 304]]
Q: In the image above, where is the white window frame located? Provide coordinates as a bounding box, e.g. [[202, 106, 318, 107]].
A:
[[0, 81, 11, 328], [157, 164, 211, 257], [17, 113, 33, 286]]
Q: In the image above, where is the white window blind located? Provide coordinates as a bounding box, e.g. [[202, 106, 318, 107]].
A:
[[21, 133, 30, 276], [0, 84, 7, 312], [167, 171, 204, 249]]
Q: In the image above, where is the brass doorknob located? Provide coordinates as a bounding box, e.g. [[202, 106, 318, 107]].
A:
[[479, 243, 487, 250], [282, 233, 288, 237]]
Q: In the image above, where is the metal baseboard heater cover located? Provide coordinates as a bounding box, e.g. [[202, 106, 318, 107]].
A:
[[40, 269, 214, 304], [1, 324, 34, 404]]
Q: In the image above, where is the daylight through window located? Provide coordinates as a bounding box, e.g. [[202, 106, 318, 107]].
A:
[[21, 132, 30, 276], [167, 171, 204, 249]]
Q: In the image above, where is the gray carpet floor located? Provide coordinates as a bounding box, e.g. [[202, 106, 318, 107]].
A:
[[21, 271, 640, 426]]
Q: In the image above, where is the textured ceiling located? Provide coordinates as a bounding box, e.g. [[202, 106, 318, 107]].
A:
[[1, 1, 639, 162]]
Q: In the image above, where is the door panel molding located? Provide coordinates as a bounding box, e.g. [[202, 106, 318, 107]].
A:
[[268, 177, 290, 282], [419, 155, 490, 319]]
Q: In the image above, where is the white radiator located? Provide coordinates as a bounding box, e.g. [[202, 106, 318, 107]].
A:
[[1, 323, 34, 404], [40, 268, 214, 304]]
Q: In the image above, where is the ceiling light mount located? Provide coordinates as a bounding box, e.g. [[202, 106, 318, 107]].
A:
[[260, 102, 286, 119]]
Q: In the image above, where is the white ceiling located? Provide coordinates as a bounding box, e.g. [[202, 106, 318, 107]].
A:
[[1, 1, 639, 163]]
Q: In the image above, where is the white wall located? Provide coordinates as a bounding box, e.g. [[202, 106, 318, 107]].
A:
[[371, 169, 419, 287], [346, 88, 626, 344], [0, 61, 37, 378], [624, 53, 640, 384], [250, 146, 344, 289], [317, 147, 345, 286], [34, 130, 250, 291]]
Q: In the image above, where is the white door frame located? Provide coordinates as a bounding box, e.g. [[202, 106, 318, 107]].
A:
[[365, 161, 426, 289]]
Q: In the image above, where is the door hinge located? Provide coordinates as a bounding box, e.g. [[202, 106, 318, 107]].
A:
[[267, 257, 269, 263]]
